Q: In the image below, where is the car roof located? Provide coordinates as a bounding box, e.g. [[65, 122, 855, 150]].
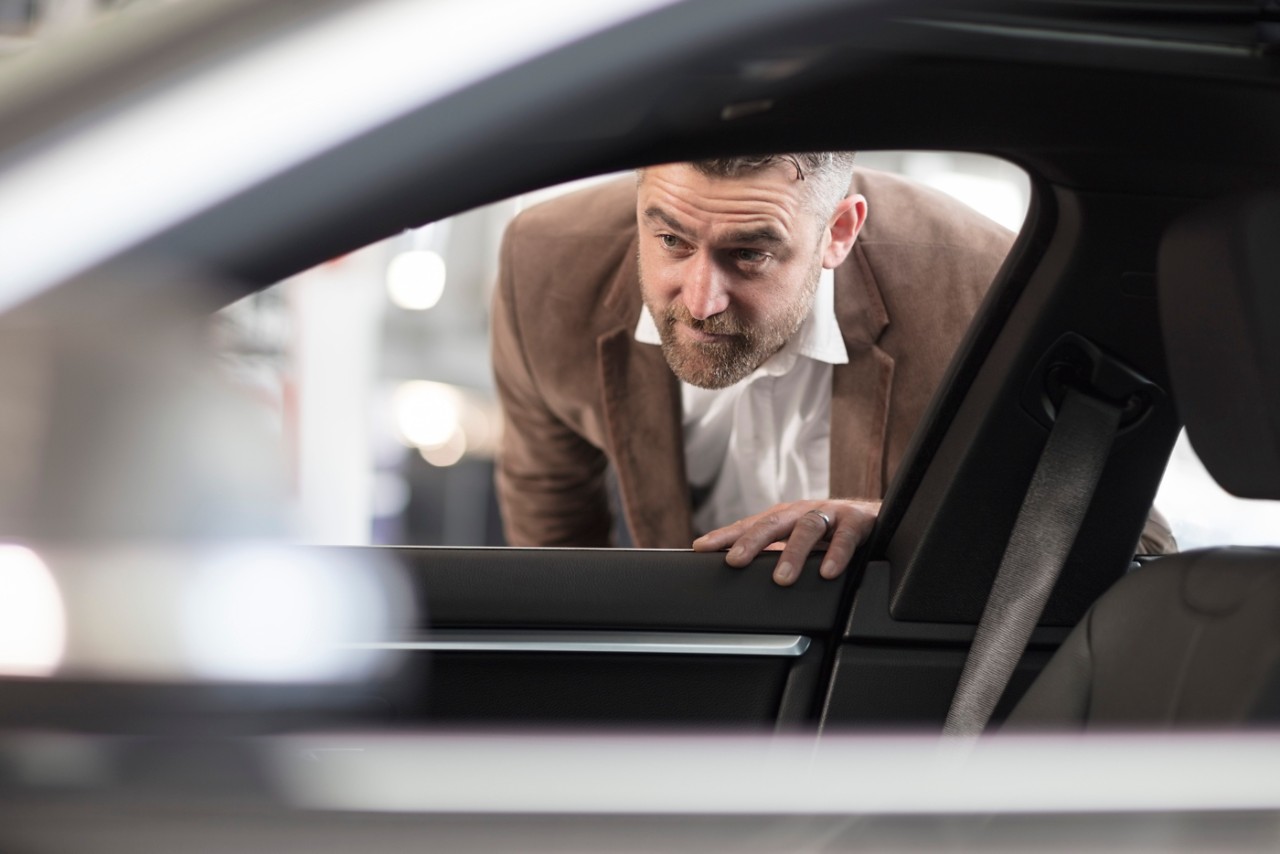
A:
[[2, 0, 1277, 300]]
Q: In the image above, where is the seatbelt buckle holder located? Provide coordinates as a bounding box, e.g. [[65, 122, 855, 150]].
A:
[[1021, 333, 1163, 434]]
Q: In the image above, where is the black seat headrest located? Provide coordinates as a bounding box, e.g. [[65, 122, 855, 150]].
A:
[[1158, 192, 1280, 499]]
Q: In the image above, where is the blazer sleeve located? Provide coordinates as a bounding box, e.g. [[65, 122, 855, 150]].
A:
[[490, 213, 615, 547]]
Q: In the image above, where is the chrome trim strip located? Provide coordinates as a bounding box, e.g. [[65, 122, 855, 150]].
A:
[[900, 18, 1251, 58], [343, 631, 810, 657]]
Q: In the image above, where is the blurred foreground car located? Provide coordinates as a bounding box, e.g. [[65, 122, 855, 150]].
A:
[[2, 0, 1280, 850]]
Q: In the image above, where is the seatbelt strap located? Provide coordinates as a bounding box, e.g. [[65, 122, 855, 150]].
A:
[[943, 388, 1122, 736]]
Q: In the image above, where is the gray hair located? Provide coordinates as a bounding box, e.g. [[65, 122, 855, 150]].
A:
[[687, 152, 857, 220]]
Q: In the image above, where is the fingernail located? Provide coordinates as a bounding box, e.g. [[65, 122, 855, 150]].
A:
[[820, 560, 835, 579], [774, 562, 793, 583]]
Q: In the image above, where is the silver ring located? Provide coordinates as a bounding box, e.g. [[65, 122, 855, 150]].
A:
[[810, 510, 833, 537]]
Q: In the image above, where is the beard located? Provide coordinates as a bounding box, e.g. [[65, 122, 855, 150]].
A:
[[641, 261, 821, 390]]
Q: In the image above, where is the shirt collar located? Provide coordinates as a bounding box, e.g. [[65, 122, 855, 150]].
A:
[[634, 300, 661, 345], [634, 268, 848, 369], [789, 267, 848, 365]]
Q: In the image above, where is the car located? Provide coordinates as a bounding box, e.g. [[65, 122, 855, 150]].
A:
[[2, 0, 1280, 850]]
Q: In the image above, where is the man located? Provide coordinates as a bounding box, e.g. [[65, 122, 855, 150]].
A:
[[491, 154, 1172, 584], [491, 153, 1008, 584]]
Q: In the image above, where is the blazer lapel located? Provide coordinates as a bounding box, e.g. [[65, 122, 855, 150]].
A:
[[597, 250, 694, 548], [830, 244, 895, 498]]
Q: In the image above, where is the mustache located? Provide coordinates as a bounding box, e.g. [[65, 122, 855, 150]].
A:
[[663, 302, 746, 337]]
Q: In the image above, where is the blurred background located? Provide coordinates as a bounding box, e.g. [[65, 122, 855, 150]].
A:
[[4, 0, 1273, 553], [0, 0, 166, 49]]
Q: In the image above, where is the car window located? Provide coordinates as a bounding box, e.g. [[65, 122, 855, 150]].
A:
[[1155, 429, 1280, 550], [215, 152, 1030, 546]]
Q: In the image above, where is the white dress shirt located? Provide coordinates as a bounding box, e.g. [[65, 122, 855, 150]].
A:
[[635, 268, 848, 535]]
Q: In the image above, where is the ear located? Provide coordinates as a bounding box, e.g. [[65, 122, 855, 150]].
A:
[[821, 193, 867, 269]]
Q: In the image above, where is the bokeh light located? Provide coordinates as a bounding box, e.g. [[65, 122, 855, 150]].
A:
[[420, 428, 467, 467], [181, 547, 399, 683], [393, 380, 462, 449], [386, 250, 447, 311], [0, 545, 66, 678]]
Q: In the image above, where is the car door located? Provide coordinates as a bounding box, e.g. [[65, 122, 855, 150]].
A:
[[0, 0, 1222, 737]]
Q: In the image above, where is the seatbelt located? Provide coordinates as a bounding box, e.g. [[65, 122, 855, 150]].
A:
[[943, 387, 1122, 736]]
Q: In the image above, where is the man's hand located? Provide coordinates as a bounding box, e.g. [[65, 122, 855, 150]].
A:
[[692, 499, 881, 586]]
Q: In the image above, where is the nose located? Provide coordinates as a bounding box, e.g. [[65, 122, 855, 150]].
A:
[[682, 254, 729, 320]]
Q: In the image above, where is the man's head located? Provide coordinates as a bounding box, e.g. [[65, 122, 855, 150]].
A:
[[636, 153, 866, 389]]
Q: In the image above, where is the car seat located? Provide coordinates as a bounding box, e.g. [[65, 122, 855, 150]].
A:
[[1004, 191, 1280, 729]]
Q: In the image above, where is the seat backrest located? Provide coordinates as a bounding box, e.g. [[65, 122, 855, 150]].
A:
[[1007, 192, 1280, 729], [1007, 549, 1280, 728]]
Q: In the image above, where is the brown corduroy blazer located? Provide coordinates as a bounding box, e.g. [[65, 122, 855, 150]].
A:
[[491, 168, 1016, 548]]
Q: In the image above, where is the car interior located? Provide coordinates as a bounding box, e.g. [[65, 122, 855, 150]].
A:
[[1007, 191, 1280, 730], [6, 0, 1280, 748]]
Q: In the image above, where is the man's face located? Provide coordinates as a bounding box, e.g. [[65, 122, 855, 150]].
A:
[[636, 162, 849, 389]]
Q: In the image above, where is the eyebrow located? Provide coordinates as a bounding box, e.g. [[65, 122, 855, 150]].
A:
[[723, 227, 784, 248], [643, 206, 785, 247], [642, 206, 689, 237]]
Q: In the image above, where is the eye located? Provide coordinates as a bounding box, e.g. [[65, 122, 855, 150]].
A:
[[659, 234, 685, 250], [733, 248, 768, 263]]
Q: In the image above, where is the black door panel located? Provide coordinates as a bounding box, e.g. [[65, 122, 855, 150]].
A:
[[314, 549, 1065, 730], [408, 650, 802, 727], [373, 547, 847, 632], [336, 547, 842, 728], [823, 562, 1066, 729]]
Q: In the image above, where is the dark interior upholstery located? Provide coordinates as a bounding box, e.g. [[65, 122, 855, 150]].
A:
[[1157, 193, 1280, 500], [1006, 192, 1280, 730]]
